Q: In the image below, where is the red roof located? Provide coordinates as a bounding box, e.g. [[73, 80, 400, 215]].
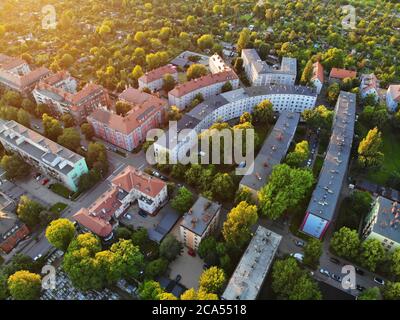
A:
[[0, 67, 50, 91], [329, 68, 357, 80], [138, 64, 177, 84], [311, 61, 324, 83], [0, 54, 26, 70], [88, 88, 166, 135], [112, 165, 166, 198], [169, 70, 238, 98]]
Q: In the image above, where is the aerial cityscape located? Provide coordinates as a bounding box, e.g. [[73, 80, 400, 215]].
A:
[[0, 0, 400, 304]]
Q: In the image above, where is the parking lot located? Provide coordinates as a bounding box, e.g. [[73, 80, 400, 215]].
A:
[[119, 202, 163, 230]]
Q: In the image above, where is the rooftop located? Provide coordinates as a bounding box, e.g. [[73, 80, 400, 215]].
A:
[[222, 225, 282, 300], [138, 64, 177, 84], [180, 196, 221, 236], [311, 61, 324, 83], [304, 91, 356, 222], [0, 120, 84, 176], [242, 49, 297, 75], [388, 84, 400, 102], [329, 68, 357, 80], [360, 73, 379, 93], [240, 111, 300, 192]]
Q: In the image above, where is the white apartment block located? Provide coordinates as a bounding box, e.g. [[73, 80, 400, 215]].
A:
[[242, 49, 297, 86], [0, 120, 89, 191], [138, 64, 178, 92], [209, 53, 232, 74]]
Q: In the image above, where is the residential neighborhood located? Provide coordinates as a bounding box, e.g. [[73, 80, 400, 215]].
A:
[[0, 0, 400, 306]]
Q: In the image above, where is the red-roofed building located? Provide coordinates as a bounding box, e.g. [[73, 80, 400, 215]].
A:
[[88, 87, 167, 151], [0, 54, 30, 75], [168, 70, 239, 109], [329, 68, 357, 82], [111, 165, 168, 214], [33, 71, 111, 123], [311, 61, 324, 94], [138, 64, 178, 92]]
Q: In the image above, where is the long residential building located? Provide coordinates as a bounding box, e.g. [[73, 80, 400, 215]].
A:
[[239, 111, 300, 197], [154, 85, 316, 163], [0, 120, 89, 192], [0, 54, 50, 95], [242, 49, 297, 86], [168, 70, 239, 109], [300, 91, 356, 239], [73, 165, 167, 239], [33, 71, 111, 123], [180, 196, 221, 251], [362, 196, 400, 253], [221, 226, 282, 300], [386, 84, 400, 112], [138, 64, 178, 92], [88, 87, 167, 151]]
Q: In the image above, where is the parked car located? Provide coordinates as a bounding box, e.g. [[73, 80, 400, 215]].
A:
[[355, 267, 365, 276], [294, 240, 305, 247], [152, 170, 160, 177], [331, 273, 342, 282], [33, 125, 40, 130], [159, 175, 168, 181], [374, 277, 385, 285], [188, 248, 196, 257], [33, 254, 42, 261], [41, 178, 50, 185], [319, 268, 330, 277], [356, 285, 366, 292], [138, 209, 147, 218], [175, 275, 182, 283], [125, 214, 132, 220], [330, 257, 341, 264], [290, 253, 304, 262], [203, 263, 210, 270]]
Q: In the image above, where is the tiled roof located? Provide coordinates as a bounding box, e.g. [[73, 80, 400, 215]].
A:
[[0, 54, 26, 70], [112, 165, 166, 198], [329, 68, 357, 80], [138, 64, 177, 84], [0, 67, 50, 90], [169, 70, 238, 98], [311, 61, 324, 83]]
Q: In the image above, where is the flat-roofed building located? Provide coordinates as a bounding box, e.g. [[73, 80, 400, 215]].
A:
[[239, 111, 300, 197], [242, 49, 297, 86], [138, 64, 178, 92], [300, 91, 356, 239], [362, 196, 400, 253], [0, 120, 89, 191], [168, 70, 239, 110], [180, 196, 221, 251], [33, 71, 111, 123], [221, 225, 282, 300]]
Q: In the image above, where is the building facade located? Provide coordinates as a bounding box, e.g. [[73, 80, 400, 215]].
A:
[[138, 64, 178, 92], [209, 53, 232, 74], [168, 70, 239, 110], [33, 71, 111, 123], [180, 196, 221, 251], [386, 84, 400, 112], [88, 87, 167, 151], [154, 85, 316, 163], [362, 196, 400, 253], [0, 120, 89, 191], [300, 92, 356, 239], [311, 61, 324, 94], [360, 73, 379, 101], [242, 49, 297, 86]]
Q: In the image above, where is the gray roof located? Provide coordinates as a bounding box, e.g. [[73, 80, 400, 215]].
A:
[[244, 84, 316, 97], [180, 196, 221, 236], [242, 49, 297, 75], [369, 196, 400, 244], [222, 225, 282, 300], [187, 94, 229, 121], [148, 204, 180, 243], [304, 91, 356, 222], [240, 111, 300, 192]]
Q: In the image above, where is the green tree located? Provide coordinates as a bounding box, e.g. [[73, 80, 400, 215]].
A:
[[131, 228, 149, 249], [252, 99, 274, 124], [382, 282, 400, 300], [210, 173, 234, 200], [300, 60, 313, 85], [17, 109, 31, 128], [86, 142, 109, 175], [57, 128, 81, 150], [7, 271, 41, 300], [198, 266, 226, 294], [159, 234, 182, 261], [359, 238, 386, 272], [258, 164, 314, 220], [321, 48, 345, 69], [239, 112, 252, 124], [237, 28, 251, 52], [162, 74, 176, 92], [358, 287, 381, 300], [286, 140, 309, 167], [42, 114, 63, 141], [221, 81, 233, 93], [303, 239, 323, 268], [0, 154, 30, 180], [358, 127, 384, 168], [138, 280, 163, 300], [222, 201, 258, 249], [359, 105, 388, 130], [168, 106, 182, 121], [330, 227, 360, 259], [186, 64, 208, 81], [326, 82, 340, 104], [59, 53, 74, 68], [110, 239, 144, 279], [61, 113, 75, 128], [171, 186, 194, 214], [145, 258, 168, 279], [16, 196, 44, 228], [197, 34, 214, 51], [198, 236, 218, 261], [45, 218, 75, 251], [115, 227, 132, 240], [302, 105, 334, 133], [180, 288, 218, 300], [115, 101, 132, 116], [390, 248, 400, 279], [81, 123, 95, 140]]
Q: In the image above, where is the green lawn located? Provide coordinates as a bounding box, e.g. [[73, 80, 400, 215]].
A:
[[50, 183, 73, 199], [366, 129, 400, 185], [50, 202, 68, 214]]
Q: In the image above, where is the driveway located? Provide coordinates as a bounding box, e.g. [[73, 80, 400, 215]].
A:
[[120, 202, 164, 230]]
